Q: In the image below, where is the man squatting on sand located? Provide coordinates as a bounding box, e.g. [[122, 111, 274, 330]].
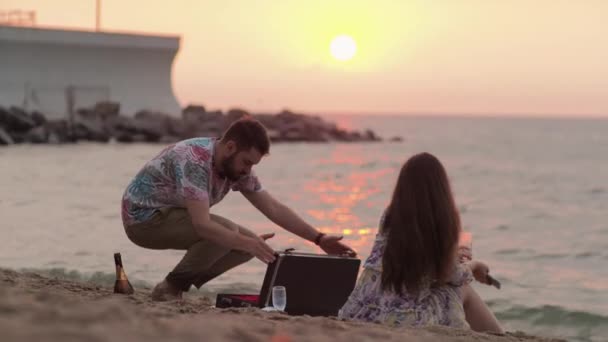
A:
[[120, 118, 356, 300]]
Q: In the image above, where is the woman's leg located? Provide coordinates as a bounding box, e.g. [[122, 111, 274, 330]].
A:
[[461, 284, 504, 333]]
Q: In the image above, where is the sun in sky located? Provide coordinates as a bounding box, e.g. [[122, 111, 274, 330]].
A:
[[330, 35, 357, 61]]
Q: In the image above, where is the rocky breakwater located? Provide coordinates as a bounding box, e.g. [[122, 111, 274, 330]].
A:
[[0, 103, 393, 145]]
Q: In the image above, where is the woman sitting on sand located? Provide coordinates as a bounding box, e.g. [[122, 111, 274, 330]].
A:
[[339, 152, 503, 333]]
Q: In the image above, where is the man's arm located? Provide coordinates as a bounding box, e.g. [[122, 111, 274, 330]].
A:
[[242, 190, 356, 255], [185, 199, 276, 263]]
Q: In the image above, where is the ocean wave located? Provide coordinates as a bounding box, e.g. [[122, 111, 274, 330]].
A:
[[493, 302, 608, 342], [495, 303, 608, 326], [16, 267, 261, 297], [574, 251, 601, 259], [18, 267, 153, 289], [589, 187, 606, 195], [530, 253, 570, 260], [495, 248, 530, 255]]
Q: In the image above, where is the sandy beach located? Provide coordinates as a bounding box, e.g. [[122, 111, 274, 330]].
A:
[[0, 268, 564, 342]]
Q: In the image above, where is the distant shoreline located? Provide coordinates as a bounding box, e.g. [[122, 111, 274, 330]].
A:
[[322, 112, 608, 120]]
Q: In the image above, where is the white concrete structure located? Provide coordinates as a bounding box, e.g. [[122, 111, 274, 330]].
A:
[[0, 25, 181, 119]]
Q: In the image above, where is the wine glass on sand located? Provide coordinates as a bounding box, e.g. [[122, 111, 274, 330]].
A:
[[272, 286, 286, 312]]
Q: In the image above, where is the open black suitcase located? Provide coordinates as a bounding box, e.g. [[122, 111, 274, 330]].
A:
[[216, 251, 361, 316]]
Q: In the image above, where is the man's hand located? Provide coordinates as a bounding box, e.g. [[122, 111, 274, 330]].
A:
[[319, 235, 357, 257], [240, 233, 276, 264], [243, 190, 357, 257], [260, 233, 275, 241]]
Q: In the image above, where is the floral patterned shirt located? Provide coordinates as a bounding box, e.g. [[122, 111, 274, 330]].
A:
[[121, 137, 262, 227], [339, 213, 473, 328]]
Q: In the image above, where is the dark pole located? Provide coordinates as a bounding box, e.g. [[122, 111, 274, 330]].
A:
[[66, 85, 75, 141], [96, 0, 101, 31]]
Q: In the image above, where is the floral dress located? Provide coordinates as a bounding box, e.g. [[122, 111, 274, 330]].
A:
[[339, 230, 473, 328]]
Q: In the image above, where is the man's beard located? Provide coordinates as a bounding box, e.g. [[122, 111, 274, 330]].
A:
[[220, 154, 241, 181]]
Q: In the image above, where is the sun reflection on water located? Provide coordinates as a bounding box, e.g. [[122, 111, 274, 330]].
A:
[[299, 147, 396, 254]]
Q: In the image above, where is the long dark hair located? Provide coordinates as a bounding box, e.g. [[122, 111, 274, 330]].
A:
[[381, 152, 461, 295]]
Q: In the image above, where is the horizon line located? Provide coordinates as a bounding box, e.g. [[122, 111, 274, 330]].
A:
[[315, 110, 608, 119]]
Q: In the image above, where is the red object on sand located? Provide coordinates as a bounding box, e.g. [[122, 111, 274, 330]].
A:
[[270, 333, 292, 342]]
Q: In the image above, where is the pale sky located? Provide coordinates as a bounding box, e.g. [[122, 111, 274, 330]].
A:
[[3, 0, 608, 116]]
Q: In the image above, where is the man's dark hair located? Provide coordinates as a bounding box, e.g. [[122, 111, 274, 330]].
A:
[[221, 117, 270, 155]]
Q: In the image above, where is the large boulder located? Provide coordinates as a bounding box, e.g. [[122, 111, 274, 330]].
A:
[[131, 110, 186, 142], [24, 126, 48, 144], [271, 111, 335, 142], [252, 113, 278, 130], [181, 105, 224, 139], [115, 132, 148, 143], [363, 129, 382, 142], [74, 102, 121, 142], [30, 111, 47, 126], [72, 120, 111, 142], [106, 115, 137, 135], [0, 126, 14, 145], [0, 106, 37, 133], [132, 111, 171, 142], [76, 101, 119, 121], [182, 104, 206, 118], [45, 120, 73, 144], [222, 108, 251, 133], [94, 101, 120, 119]]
